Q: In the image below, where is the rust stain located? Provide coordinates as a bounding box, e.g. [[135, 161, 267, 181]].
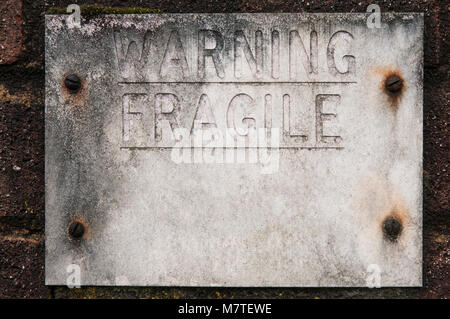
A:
[[381, 209, 406, 242], [60, 73, 87, 108], [378, 198, 410, 227], [352, 175, 413, 246], [381, 205, 409, 225], [66, 217, 90, 241], [371, 66, 407, 111]]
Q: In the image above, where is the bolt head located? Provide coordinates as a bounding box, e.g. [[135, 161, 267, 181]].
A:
[[64, 74, 81, 94], [382, 217, 402, 242], [385, 75, 403, 94], [68, 221, 85, 239]]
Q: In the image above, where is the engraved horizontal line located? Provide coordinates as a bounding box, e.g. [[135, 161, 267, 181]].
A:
[[118, 81, 357, 85], [120, 146, 344, 150]]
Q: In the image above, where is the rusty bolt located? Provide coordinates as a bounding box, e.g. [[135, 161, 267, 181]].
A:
[[64, 74, 81, 94], [68, 221, 85, 239], [385, 75, 403, 94], [382, 217, 402, 242]]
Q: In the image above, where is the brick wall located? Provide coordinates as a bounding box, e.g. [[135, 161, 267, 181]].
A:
[[0, 0, 448, 298]]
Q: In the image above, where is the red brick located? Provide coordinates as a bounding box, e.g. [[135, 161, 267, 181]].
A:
[[0, 0, 22, 64], [0, 236, 51, 298]]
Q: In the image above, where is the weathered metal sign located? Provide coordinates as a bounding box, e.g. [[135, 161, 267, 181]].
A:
[[45, 13, 423, 286]]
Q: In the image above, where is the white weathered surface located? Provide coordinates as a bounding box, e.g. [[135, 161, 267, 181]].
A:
[[45, 13, 423, 286]]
